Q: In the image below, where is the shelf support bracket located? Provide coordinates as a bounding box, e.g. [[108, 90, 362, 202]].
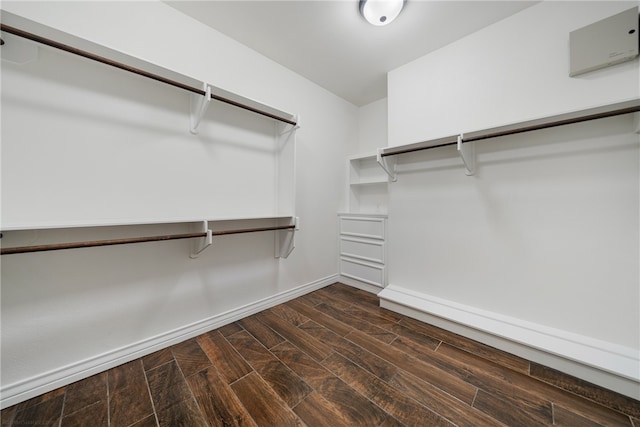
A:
[[376, 148, 397, 182], [280, 114, 301, 135], [275, 217, 298, 259], [457, 133, 475, 176], [190, 83, 211, 134], [190, 220, 213, 258]]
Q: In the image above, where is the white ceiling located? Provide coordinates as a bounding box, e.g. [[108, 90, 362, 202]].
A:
[[166, 1, 537, 106]]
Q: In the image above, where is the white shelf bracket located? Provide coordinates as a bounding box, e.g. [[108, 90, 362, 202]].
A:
[[633, 112, 640, 134], [457, 133, 475, 176], [280, 114, 301, 135], [190, 83, 211, 134], [376, 148, 397, 182], [275, 217, 299, 259], [190, 220, 213, 259]]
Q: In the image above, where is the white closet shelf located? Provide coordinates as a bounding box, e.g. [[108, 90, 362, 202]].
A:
[[0, 15, 298, 130], [0, 215, 296, 232], [1, 216, 299, 258], [349, 179, 389, 186], [377, 98, 640, 180]]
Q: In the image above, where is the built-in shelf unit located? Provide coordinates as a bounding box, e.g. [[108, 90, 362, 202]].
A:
[[347, 152, 389, 214], [339, 151, 389, 290]]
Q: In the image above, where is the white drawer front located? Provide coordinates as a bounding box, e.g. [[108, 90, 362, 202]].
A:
[[340, 217, 385, 239], [340, 257, 385, 287], [340, 237, 385, 264]]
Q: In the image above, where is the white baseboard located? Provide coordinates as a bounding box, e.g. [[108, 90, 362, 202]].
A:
[[0, 274, 338, 409], [378, 284, 640, 400], [338, 274, 384, 294]]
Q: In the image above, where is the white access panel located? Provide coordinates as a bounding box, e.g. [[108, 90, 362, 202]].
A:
[[569, 6, 639, 77]]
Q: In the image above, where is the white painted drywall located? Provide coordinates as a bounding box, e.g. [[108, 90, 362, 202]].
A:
[[357, 98, 388, 154], [1, 44, 284, 228], [0, 0, 357, 406], [389, 1, 639, 145], [384, 0, 640, 393]]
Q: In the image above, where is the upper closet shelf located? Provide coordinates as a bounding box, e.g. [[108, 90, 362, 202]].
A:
[[0, 17, 299, 132], [377, 99, 640, 180], [0, 215, 297, 232]]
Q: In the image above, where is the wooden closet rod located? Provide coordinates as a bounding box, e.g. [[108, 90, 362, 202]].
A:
[[380, 99, 640, 158], [0, 24, 298, 127], [0, 225, 295, 255]]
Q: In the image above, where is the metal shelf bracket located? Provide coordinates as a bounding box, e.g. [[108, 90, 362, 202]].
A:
[[189, 83, 211, 134], [376, 148, 397, 182], [457, 133, 475, 176], [190, 220, 213, 258]]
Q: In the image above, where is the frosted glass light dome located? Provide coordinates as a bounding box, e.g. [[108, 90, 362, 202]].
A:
[[359, 0, 406, 26]]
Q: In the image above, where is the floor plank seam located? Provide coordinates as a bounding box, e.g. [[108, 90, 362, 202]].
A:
[[140, 365, 160, 427]]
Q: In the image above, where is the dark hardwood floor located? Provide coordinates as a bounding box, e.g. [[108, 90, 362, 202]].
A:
[[2, 283, 639, 426]]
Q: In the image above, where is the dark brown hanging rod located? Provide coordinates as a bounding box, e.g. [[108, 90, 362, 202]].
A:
[[0, 225, 295, 255], [380, 99, 640, 158], [0, 24, 298, 127]]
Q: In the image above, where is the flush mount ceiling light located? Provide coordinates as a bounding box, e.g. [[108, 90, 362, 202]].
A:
[[359, 0, 406, 26]]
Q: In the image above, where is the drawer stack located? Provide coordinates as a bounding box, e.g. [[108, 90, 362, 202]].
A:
[[338, 214, 387, 289]]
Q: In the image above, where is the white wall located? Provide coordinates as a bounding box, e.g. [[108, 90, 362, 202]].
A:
[[389, 1, 639, 145], [383, 1, 639, 397], [0, 1, 357, 407], [357, 98, 388, 154]]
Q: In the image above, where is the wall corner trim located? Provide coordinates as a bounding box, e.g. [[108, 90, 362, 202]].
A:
[[378, 284, 640, 399], [0, 274, 338, 410]]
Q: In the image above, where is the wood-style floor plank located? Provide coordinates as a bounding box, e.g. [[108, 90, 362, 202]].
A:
[[196, 330, 253, 384], [142, 348, 174, 372], [313, 302, 398, 344], [187, 366, 256, 427], [63, 372, 107, 416], [270, 304, 309, 327], [392, 333, 554, 416], [389, 369, 503, 427], [255, 310, 332, 362], [226, 330, 313, 407], [437, 342, 633, 426], [531, 362, 640, 419], [285, 298, 353, 337], [323, 282, 381, 308], [553, 404, 607, 427], [302, 288, 353, 311], [4, 282, 639, 427], [237, 315, 285, 349], [217, 322, 244, 337], [145, 360, 194, 413], [292, 392, 351, 427], [171, 338, 212, 377], [347, 329, 477, 404], [11, 395, 64, 427], [323, 352, 455, 427], [108, 361, 154, 427], [398, 316, 530, 374], [155, 397, 207, 427], [270, 340, 388, 426], [61, 400, 108, 427], [230, 372, 303, 427], [128, 415, 158, 427], [299, 320, 399, 382], [473, 389, 550, 426]]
